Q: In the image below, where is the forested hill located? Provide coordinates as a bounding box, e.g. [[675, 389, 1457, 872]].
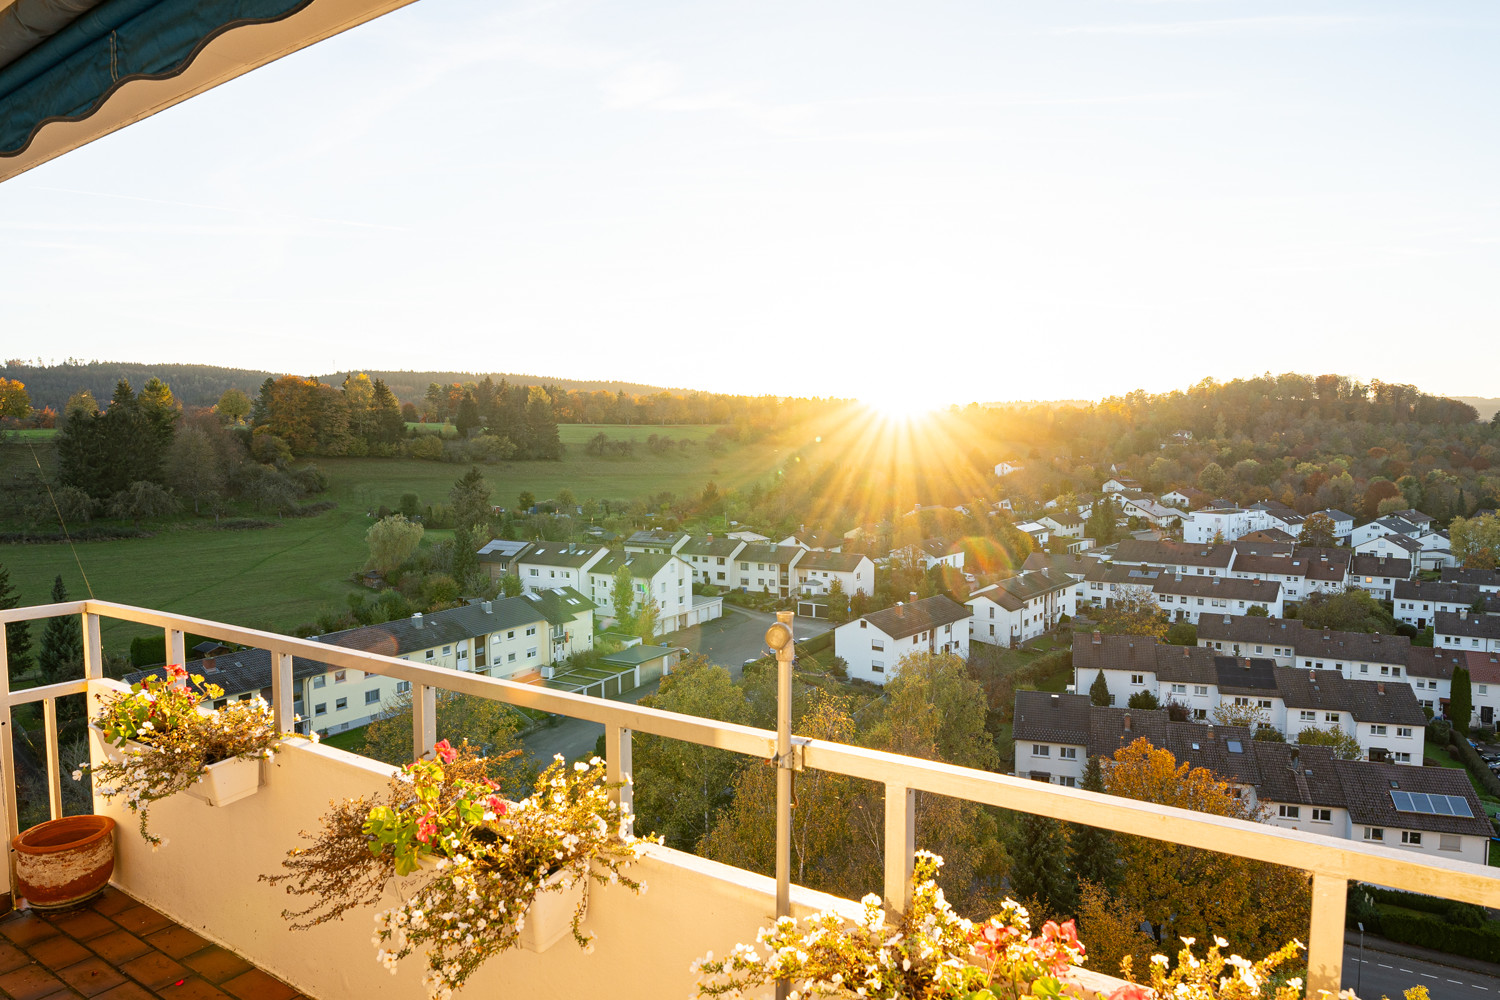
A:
[[1456, 397, 1500, 422], [0, 362, 668, 411]]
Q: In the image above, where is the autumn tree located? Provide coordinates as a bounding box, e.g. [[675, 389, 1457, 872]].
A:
[[1295, 589, 1396, 633], [1093, 586, 1169, 639], [216, 387, 251, 425], [1196, 462, 1227, 495], [364, 515, 424, 576], [1085, 496, 1121, 545], [1450, 513, 1500, 570], [1211, 701, 1269, 730], [1298, 512, 1338, 548], [634, 597, 661, 640], [0, 377, 31, 419], [1098, 739, 1310, 966], [1294, 725, 1363, 760]]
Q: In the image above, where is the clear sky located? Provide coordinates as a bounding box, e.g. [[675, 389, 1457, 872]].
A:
[[2, 1, 1497, 407]]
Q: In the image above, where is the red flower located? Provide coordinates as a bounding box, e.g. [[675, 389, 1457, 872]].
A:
[[970, 920, 1020, 963], [433, 739, 456, 764], [416, 812, 437, 844], [1108, 985, 1151, 1000], [485, 794, 507, 817]]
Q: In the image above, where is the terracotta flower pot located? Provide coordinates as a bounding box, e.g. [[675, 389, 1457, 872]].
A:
[[11, 815, 116, 910]]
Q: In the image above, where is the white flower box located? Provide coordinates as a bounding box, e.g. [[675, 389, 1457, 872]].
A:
[[90, 724, 145, 765], [183, 755, 263, 807], [518, 868, 587, 953]]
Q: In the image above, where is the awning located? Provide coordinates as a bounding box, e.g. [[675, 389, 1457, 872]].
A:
[[0, 0, 416, 182]]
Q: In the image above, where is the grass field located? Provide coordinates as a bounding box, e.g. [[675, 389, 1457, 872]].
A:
[[2, 428, 58, 441], [0, 425, 788, 655]]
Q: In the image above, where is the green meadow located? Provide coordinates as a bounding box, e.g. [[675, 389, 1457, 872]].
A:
[[0, 424, 789, 654]]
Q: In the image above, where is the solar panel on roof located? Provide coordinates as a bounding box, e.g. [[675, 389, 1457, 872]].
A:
[[1389, 790, 1474, 819]]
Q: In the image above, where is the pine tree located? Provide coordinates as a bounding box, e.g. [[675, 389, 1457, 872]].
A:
[[370, 378, 405, 445], [1068, 756, 1119, 890], [1450, 666, 1473, 734], [37, 575, 82, 685], [1004, 811, 1076, 920], [1089, 669, 1111, 707], [0, 562, 35, 680]]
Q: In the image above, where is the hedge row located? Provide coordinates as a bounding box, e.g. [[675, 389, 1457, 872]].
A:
[[1366, 886, 1486, 925], [1377, 910, 1500, 964], [1449, 737, 1500, 799]]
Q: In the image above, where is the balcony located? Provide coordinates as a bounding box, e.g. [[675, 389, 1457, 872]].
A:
[[3, 600, 1498, 999]]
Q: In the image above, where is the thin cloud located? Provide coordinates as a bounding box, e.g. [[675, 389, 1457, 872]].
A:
[[1054, 15, 1372, 36]]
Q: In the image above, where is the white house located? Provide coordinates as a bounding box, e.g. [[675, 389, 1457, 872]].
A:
[[793, 549, 875, 600], [1102, 477, 1142, 493], [1346, 553, 1414, 601], [516, 542, 609, 595], [1039, 511, 1085, 538], [1119, 496, 1182, 528], [677, 534, 747, 587], [1435, 608, 1500, 654], [1183, 507, 1260, 544], [966, 568, 1076, 646], [1441, 567, 1500, 594], [623, 529, 690, 554], [833, 595, 971, 686], [587, 551, 703, 635], [733, 543, 805, 597], [994, 460, 1024, 478], [1013, 521, 1051, 547], [1394, 580, 1483, 630], [1316, 509, 1356, 542], [1152, 575, 1283, 623], [892, 538, 965, 572], [1162, 486, 1210, 509]]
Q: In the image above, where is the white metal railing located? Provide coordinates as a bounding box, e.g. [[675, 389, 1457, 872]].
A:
[[1, 599, 1497, 996]]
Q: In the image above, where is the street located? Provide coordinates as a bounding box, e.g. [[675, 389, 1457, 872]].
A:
[[1344, 939, 1500, 1000], [521, 606, 834, 765]]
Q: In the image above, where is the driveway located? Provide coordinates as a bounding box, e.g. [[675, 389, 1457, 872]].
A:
[[521, 607, 835, 765]]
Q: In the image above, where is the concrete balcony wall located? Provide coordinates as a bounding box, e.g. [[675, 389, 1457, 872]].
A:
[[91, 736, 869, 999]]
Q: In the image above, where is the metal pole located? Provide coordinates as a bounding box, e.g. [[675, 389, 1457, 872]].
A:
[[766, 610, 796, 1000], [1356, 922, 1363, 996]]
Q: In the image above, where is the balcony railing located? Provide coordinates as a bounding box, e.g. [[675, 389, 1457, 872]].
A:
[[2, 599, 1498, 998]]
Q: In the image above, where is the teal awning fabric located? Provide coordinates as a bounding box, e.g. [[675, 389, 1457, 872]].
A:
[[0, 0, 310, 157]]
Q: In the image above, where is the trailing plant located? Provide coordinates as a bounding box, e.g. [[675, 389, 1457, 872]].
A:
[[79, 664, 289, 846], [266, 741, 651, 1000]]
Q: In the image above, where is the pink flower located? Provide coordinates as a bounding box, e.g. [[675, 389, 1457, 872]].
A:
[[416, 812, 437, 844], [485, 795, 507, 817], [970, 920, 1020, 963], [434, 739, 456, 764], [1108, 986, 1151, 1000]]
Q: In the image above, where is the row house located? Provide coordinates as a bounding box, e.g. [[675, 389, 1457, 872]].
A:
[[623, 529, 690, 555], [793, 549, 875, 600], [587, 551, 700, 635], [1011, 694, 1488, 863], [1247, 501, 1306, 538], [1152, 575, 1283, 623], [677, 534, 747, 587], [965, 568, 1077, 646], [1038, 510, 1085, 538], [889, 537, 966, 571], [1345, 553, 1413, 601], [833, 595, 971, 685], [1436, 608, 1500, 654], [1441, 566, 1500, 593], [734, 543, 804, 597], [1197, 615, 1410, 678], [1081, 563, 1164, 608], [1404, 648, 1500, 722], [1074, 633, 1424, 762], [516, 542, 609, 594], [1394, 579, 1485, 629], [1227, 546, 1347, 603], [1111, 539, 1235, 577]]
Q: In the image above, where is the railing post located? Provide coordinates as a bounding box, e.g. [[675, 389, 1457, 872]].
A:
[[883, 783, 916, 915], [81, 613, 103, 680], [42, 699, 63, 821], [413, 683, 437, 761], [0, 626, 16, 899], [270, 650, 295, 733], [1306, 871, 1347, 997], [166, 628, 185, 668], [605, 724, 633, 837]]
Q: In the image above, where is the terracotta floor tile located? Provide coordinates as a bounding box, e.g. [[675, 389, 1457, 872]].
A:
[[181, 946, 252, 985], [0, 938, 33, 973], [38, 989, 88, 1000], [145, 924, 209, 960], [56, 956, 128, 998], [50, 909, 119, 942], [219, 968, 297, 1000], [0, 911, 61, 946], [94, 983, 156, 1000], [27, 933, 94, 970], [88, 889, 135, 918], [110, 906, 171, 938], [119, 949, 189, 989], [86, 930, 154, 965], [160, 976, 233, 1000], [0, 962, 68, 1000]]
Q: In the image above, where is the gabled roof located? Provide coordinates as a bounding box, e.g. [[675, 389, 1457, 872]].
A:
[[1240, 528, 1298, 544], [476, 539, 532, 563], [1348, 553, 1413, 578], [1153, 575, 1281, 602], [739, 542, 803, 566], [1434, 610, 1500, 640], [1441, 567, 1500, 588], [1273, 666, 1425, 724], [591, 550, 679, 580], [1298, 628, 1409, 664], [679, 535, 745, 558], [625, 529, 687, 548], [1393, 579, 1483, 605], [1404, 647, 1471, 680], [1333, 760, 1492, 837], [796, 549, 868, 573], [1214, 655, 1280, 695], [315, 599, 547, 658], [1041, 510, 1083, 527], [519, 542, 607, 567], [127, 648, 326, 700], [860, 595, 971, 641], [1013, 691, 1091, 745], [1022, 551, 1099, 578], [1088, 707, 1171, 758], [1251, 742, 1344, 807], [972, 568, 1072, 608], [1113, 539, 1234, 569], [1164, 723, 1260, 785], [1197, 615, 1306, 645], [1361, 532, 1424, 554], [1317, 509, 1356, 524], [522, 587, 597, 625]]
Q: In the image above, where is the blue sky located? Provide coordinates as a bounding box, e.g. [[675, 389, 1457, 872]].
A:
[[3, 1, 1497, 406]]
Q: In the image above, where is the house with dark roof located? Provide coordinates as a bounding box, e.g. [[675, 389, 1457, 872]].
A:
[[1111, 539, 1235, 577], [1328, 759, 1492, 865], [1151, 574, 1283, 623], [1038, 510, 1084, 538], [587, 550, 712, 635], [890, 538, 965, 572], [966, 568, 1076, 647], [732, 543, 805, 597], [1394, 579, 1485, 629], [476, 538, 534, 581], [624, 529, 690, 555], [1345, 552, 1413, 600], [1436, 608, 1500, 654], [833, 595, 971, 685], [1274, 666, 1425, 764], [1315, 509, 1356, 541], [677, 534, 748, 587], [516, 542, 610, 594], [1440, 566, 1500, 593], [1226, 544, 1349, 603], [792, 549, 874, 600]]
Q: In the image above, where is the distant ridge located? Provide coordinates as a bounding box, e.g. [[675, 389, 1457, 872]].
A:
[[0, 362, 671, 410], [1455, 397, 1500, 421]]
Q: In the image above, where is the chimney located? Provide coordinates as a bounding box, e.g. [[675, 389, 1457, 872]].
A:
[[482, 601, 493, 614], [1123, 714, 1132, 732], [1183, 646, 1190, 657], [1243, 657, 1251, 670], [412, 612, 423, 629], [910, 592, 919, 603], [1093, 630, 1103, 645], [1460, 607, 1468, 620], [202, 656, 217, 674], [1050, 694, 1060, 708], [896, 603, 905, 616], [1378, 683, 1386, 695]]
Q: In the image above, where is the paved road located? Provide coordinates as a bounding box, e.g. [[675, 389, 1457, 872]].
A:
[[521, 607, 835, 765], [1344, 940, 1500, 999]]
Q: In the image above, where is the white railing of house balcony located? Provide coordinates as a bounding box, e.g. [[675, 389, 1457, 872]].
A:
[[2, 599, 1498, 997]]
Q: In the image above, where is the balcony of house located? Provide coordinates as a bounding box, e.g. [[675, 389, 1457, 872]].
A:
[[1, 600, 1497, 1000]]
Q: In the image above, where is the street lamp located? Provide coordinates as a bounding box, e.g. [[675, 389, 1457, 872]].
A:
[[1356, 922, 1364, 995]]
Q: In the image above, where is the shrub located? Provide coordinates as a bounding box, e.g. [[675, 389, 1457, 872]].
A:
[[1450, 736, 1500, 798], [407, 435, 444, 461], [1377, 910, 1500, 963]]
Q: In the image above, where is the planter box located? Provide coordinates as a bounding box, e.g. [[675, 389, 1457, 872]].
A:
[[183, 755, 264, 807], [519, 868, 587, 953], [91, 724, 146, 766]]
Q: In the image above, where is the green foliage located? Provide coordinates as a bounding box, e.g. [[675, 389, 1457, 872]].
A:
[[1163, 621, 1197, 646], [1127, 690, 1160, 710], [1084, 495, 1120, 544], [0, 561, 35, 679], [448, 466, 491, 530], [1089, 669, 1111, 707], [1450, 666, 1473, 732], [1294, 725, 1363, 759], [1004, 812, 1077, 920], [363, 515, 424, 576], [1245, 604, 1270, 617], [1376, 910, 1500, 963], [37, 575, 81, 685], [1295, 588, 1397, 633], [611, 564, 635, 630], [1068, 756, 1118, 890]]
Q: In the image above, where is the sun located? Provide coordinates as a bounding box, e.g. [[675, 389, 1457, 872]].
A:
[[860, 392, 949, 424]]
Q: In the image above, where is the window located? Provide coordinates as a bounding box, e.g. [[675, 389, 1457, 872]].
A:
[[1171, 684, 1187, 694], [1278, 805, 1300, 820], [1299, 710, 1316, 722], [1059, 776, 1077, 788], [1312, 808, 1331, 823], [1364, 827, 1384, 842], [859, 620, 867, 629], [529, 568, 539, 576], [335, 697, 348, 711], [334, 670, 346, 684], [1194, 685, 1209, 696], [365, 690, 380, 705], [1401, 831, 1422, 846], [872, 639, 885, 651], [1440, 834, 1462, 852], [526, 626, 537, 636], [1391, 752, 1412, 763], [1324, 712, 1338, 723], [507, 630, 515, 639], [425, 650, 435, 660], [527, 647, 538, 658], [441, 645, 451, 655], [1130, 673, 1144, 685], [457, 648, 468, 660], [1032, 745, 1051, 757], [1194, 708, 1207, 719], [313, 676, 326, 689], [395, 681, 411, 694], [872, 661, 885, 673], [507, 652, 516, 663], [1059, 747, 1077, 760], [314, 703, 326, 716], [1370, 725, 1387, 736]]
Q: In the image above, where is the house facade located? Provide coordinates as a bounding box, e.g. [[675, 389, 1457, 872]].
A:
[[833, 595, 971, 686], [966, 568, 1076, 646]]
